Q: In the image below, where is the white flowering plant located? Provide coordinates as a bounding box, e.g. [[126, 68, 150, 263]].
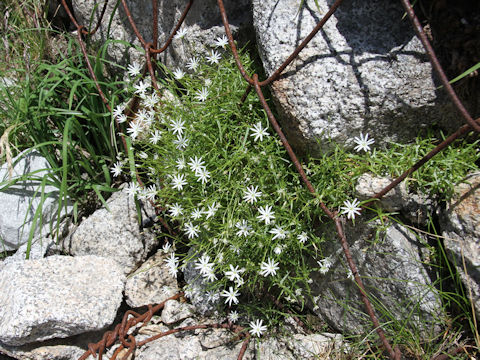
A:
[[110, 44, 480, 334], [112, 49, 338, 322]]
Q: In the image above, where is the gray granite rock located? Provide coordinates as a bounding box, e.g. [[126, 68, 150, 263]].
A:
[[441, 173, 480, 320], [355, 173, 435, 225], [256, 337, 296, 359], [0, 330, 104, 360], [355, 173, 405, 212], [71, 0, 252, 72], [0, 150, 71, 251], [125, 249, 179, 308], [63, 187, 157, 275], [2, 237, 56, 266], [286, 333, 347, 359], [0, 344, 85, 360], [252, 0, 462, 155], [309, 220, 443, 337], [0, 255, 125, 346], [161, 300, 195, 325]]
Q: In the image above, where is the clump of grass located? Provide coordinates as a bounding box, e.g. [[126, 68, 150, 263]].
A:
[[0, 14, 128, 254]]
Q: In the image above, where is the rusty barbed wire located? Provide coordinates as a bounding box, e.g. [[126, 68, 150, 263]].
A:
[[54, 0, 480, 359]]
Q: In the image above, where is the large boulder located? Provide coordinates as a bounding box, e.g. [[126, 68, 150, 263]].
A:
[[252, 0, 463, 154], [71, 0, 252, 71], [0, 150, 71, 251], [63, 187, 157, 275], [309, 220, 444, 337], [441, 173, 480, 320], [0, 255, 125, 346]]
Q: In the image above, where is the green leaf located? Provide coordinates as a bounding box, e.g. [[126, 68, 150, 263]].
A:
[[449, 62, 480, 85]]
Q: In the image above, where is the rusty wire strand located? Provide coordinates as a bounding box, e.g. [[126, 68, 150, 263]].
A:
[[150, 0, 195, 54]]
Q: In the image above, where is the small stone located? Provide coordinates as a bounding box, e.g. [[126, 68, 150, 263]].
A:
[[63, 187, 157, 275], [286, 333, 347, 359], [125, 250, 179, 308], [161, 300, 195, 325]]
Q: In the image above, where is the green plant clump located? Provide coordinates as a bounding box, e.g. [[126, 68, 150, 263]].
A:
[[112, 44, 479, 337]]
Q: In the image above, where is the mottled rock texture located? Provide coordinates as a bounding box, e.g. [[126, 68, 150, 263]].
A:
[[310, 221, 443, 337], [0, 255, 125, 346], [441, 173, 480, 320], [63, 187, 157, 275], [252, 0, 463, 154]]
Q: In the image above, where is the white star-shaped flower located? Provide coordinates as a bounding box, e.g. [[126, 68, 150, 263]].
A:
[[297, 232, 308, 244], [257, 205, 275, 224], [113, 104, 125, 118], [169, 118, 185, 135], [221, 286, 240, 307], [125, 182, 139, 197], [317, 257, 333, 275], [127, 61, 142, 77], [249, 319, 267, 337], [206, 49, 221, 64], [250, 122, 269, 142], [235, 220, 252, 237], [168, 203, 183, 217], [205, 202, 218, 219], [190, 208, 203, 220], [195, 167, 210, 184], [115, 113, 127, 124], [228, 310, 239, 323], [184, 222, 200, 239], [273, 245, 284, 255], [347, 269, 355, 281], [243, 185, 262, 204], [188, 156, 205, 173], [206, 290, 220, 303], [143, 92, 159, 109], [171, 173, 187, 190], [174, 27, 188, 40], [174, 134, 189, 150], [259, 258, 279, 277], [164, 253, 179, 278], [127, 121, 142, 140], [133, 80, 150, 98], [195, 254, 214, 275], [195, 87, 209, 102], [176, 158, 186, 170], [269, 225, 288, 240], [186, 56, 199, 71], [224, 264, 245, 282], [213, 35, 229, 48], [172, 68, 185, 80], [203, 267, 218, 282], [340, 198, 362, 220], [149, 130, 162, 144], [110, 162, 122, 177], [353, 133, 375, 152]]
